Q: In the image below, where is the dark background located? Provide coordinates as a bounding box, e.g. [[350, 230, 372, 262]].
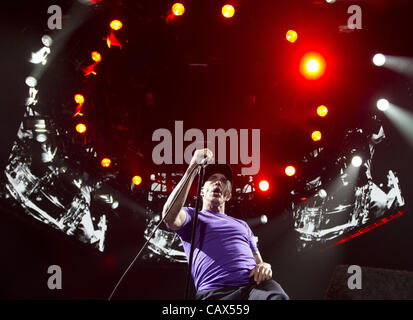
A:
[[0, 0, 412, 299]]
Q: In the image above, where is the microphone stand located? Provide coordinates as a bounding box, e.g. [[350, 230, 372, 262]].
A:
[[184, 164, 205, 300]]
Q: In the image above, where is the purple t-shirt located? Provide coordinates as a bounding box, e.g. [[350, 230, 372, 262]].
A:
[[175, 207, 258, 292]]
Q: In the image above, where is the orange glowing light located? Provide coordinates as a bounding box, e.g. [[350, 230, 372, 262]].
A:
[[76, 123, 87, 133], [317, 105, 328, 117], [74, 94, 84, 104], [311, 130, 322, 141], [101, 158, 111, 168], [286, 30, 298, 43], [299, 52, 326, 80], [285, 166, 296, 177], [258, 180, 270, 192], [91, 51, 101, 62], [172, 3, 185, 16], [222, 4, 235, 18], [110, 20, 123, 31], [132, 175, 142, 186]]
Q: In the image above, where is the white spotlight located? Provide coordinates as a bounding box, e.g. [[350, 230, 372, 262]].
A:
[[373, 53, 386, 66], [351, 156, 363, 167], [25, 76, 37, 87], [260, 215, 268, 224], [41, 35, 53, 47], [377, 98, 390, 111], [318, 189, 327, 198], [326, 0, 336, 3]]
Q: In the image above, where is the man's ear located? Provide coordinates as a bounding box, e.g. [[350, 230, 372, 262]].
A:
[[225, 191, 232, 202]]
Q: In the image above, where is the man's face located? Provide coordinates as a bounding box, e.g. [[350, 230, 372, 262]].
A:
[[202, 173, 232, 205]]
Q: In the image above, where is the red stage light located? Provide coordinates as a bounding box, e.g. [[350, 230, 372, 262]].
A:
[[172, 3, 185, 16], [110, 20, 123, 31], [91, 51, 101, 63], [311, 130, 322, 141], [286, 30, 298, 43], [222, 4, 235, 18], [132, 175, 142, 186], [285, 166, 296, 177], [299, 52, 326, 80], [76, 123, 87, 133], [74, 94, 84, 104], [317, 105, 328, 117], [258, 180, 270, 192], [101, 158, 111, 168]]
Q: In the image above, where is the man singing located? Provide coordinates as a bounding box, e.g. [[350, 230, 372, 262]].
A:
[[162, 148, 289, 300]]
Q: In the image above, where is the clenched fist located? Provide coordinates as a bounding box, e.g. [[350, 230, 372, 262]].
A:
[[189, 148, 214, 167]]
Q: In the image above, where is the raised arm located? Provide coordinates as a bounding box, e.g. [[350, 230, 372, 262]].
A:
[[162, 148, 213, 230]]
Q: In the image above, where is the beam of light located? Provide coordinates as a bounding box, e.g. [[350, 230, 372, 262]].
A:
[[381, 103, 413, 148], [286, 30, 298, 43], [299, 52, 326, 80], [379, 55, 413, 78], [172, 3, 185, 16], [328, 210, 408, 249], [376, 98, 389, 111], [317, 105, 328, 117], [372, 53, 386, 66], [222, 4, 235, 18]]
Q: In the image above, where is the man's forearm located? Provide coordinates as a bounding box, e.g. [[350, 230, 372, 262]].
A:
[[162, 163, 198, 224]]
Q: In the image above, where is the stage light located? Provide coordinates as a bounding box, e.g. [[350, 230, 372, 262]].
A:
[[317, 105, 328, 117], [76, 123, 87, 133], [285, 166, 296, 177], [25, 76, 37, 87], [373, 53, 386, 66], [351, 156, 362, 167], [311, 130, 322, 141], [260, 215, 268, 224], [74, 94, 85, 104], [377, 98, 389, 111], [326, 0, 336, 3], [300, 52, 326, 80], [110, 20, 123, 31], [36, 134, 47, 143], [111, 201, 119, 210], [286, 30, 298, 43], [172, 3, 185, 16], [318, 189, 327, 198], [91, 51, 101, 62], [222, 4, 235, 18], [132, 175, 142, 186], [101, 158, 111, 168], [41, 35, 52, 47], [258, 180, 270, 192]]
